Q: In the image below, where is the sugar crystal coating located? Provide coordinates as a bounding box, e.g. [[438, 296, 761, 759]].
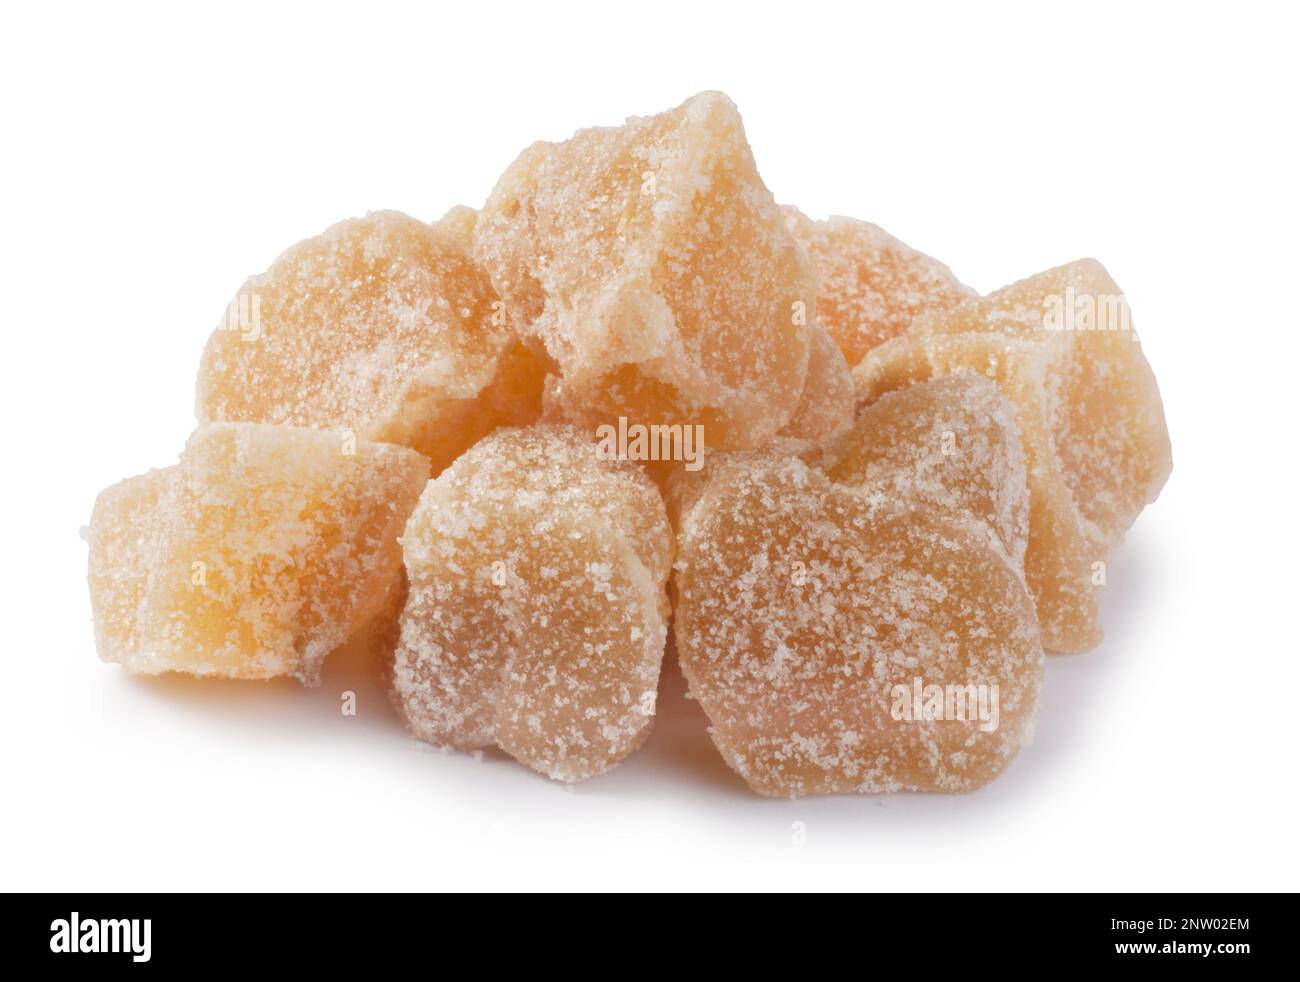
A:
[[854, 259, 1172, 652], [391, 424, 672, 782], [197, 210, 546, 476], [473, 92, 813, 449], [87, 423, 430, 683], [782, 205, 975, 367], [673, 453, 1042, 796], [817, 373, 1028, 566]]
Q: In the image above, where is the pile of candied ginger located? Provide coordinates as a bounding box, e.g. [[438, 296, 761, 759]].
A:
[[87, 92, 1171, 796]]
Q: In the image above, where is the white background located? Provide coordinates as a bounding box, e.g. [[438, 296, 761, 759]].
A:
[[2, 1, 1297, 892]]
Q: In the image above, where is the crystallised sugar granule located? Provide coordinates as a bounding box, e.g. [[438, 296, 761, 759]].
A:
[[673, 454, 1043, 796], [817, 373, 1029, 566], [391, 424, 672, 782], [197, 209, 546, 476], [472, 92, 814, 448], [782, 205, 975, 367], [854, 259, 1172, 652], [87, 423, 429, 683]]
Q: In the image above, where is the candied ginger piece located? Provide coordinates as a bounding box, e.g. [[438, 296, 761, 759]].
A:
[[391, 424, 671, 782], [908, 258, 1172, 554], [854, 260, 1172, 652], [855, 332, 1099, 651], [775, 321, 854, 445], [197, 209, 546, 476], [473, 92, 813, 449], [817, 373, 1028, 566], [86, 468, 174, 664], [673, 453, 1043, 796], [782, 205, 974, 367], [86, 423, 430, 683]]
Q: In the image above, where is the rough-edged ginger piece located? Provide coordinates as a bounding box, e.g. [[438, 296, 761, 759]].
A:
[[474, 92, 813, 449], [197, 209, 545, 476], [87, 423, 429, 683], [783, 205, 974, 367]]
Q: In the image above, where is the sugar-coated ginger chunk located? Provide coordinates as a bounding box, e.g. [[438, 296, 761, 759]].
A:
[[782, 205, 974, 367], [854, 259, 1172, 652], [391, 424, 672, 782], [197, 210, 546, 476], [473, 92, 813, 449], [908, 258, 1172, 554], [775, 321, 854, 445], [86, 468, 174, 668], [673, 454, 1042, 796], [86, 423, 430, 683], [816, 373, 1028, 566], [856, 332, 1100, 651]]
